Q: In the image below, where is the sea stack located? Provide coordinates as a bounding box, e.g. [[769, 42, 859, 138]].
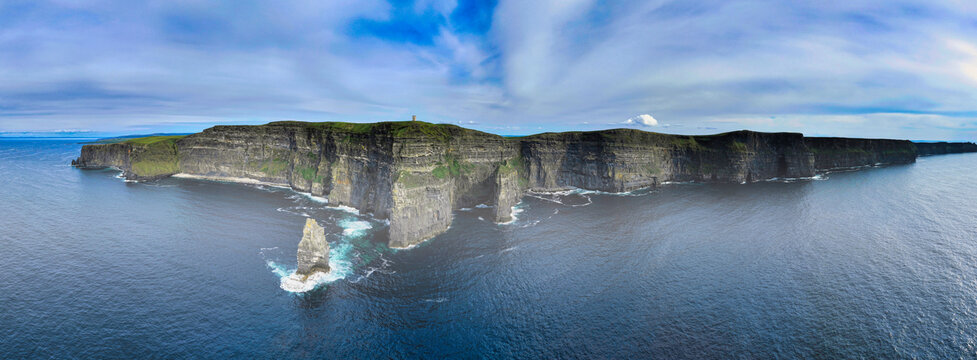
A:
[[297, 218, 330, 276], [280, 218, 331, 292]]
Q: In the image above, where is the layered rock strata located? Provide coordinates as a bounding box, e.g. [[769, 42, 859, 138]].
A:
[[74, 121, 976, 248], [914, 142, 977, 156], [296, 218, 330, 276]]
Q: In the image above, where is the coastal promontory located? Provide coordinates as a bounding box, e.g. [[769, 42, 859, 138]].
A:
[[73, 121, 977, 248]]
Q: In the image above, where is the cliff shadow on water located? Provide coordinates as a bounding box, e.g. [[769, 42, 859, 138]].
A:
[[73, 121, 977, 249]]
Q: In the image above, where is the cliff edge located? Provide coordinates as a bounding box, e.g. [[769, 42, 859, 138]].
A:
[[74, 121, 975, 248]]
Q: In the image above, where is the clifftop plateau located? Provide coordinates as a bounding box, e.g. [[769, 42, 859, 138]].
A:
[[73, 121, 977, 248]]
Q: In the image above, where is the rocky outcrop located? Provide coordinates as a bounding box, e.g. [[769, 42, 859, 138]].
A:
[[280, 218, 331, 292], [75, 121, 974, 248], [296, 218, 330, 276], [914, 142, 977, 156]]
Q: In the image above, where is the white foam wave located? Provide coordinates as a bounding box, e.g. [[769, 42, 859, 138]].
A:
[[474, 203, 493, 208], [525, 192, 592, 208], [339, 218, 372, 237], [529, 187, 645, 197], [498, 202, 525, 225], [352, 261, 396, 283], [519, 220, 541, 228], [763, 173, 830, 183], [299, 192, 328, 203], [172, 173, 289, 187], [422, 297, 448, 303], [330, 205, 361, 215], [272, 239, 356, 293]]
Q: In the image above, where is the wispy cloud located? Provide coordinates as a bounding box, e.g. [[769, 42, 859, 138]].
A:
[[0, 1, 976, 140]]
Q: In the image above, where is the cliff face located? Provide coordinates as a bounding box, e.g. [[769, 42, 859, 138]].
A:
[[804, 137, 916, 170], [519, 130, 816, 189], [914, 142, 977, 156], [75, 122, 968, 248], [73, 142, 130, 170], [72, 136, 183, 181]]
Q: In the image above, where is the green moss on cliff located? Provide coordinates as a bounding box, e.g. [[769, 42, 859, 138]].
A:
[[498, 156, 524, 175], [671, 136, 704, 150], [297, 166, 324, 182], [729, 141, 748, 152], [125, 136, 184, 178], [394, 171, 428, 188], [258, 158, 288, 176], [432, 154, 475, 179], [645, 163, 662, 175]]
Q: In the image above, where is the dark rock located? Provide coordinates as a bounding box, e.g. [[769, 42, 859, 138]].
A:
[[914, 142, 977, 156], [75, 121, 967, 248]]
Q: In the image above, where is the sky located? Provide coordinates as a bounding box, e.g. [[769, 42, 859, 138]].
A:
[[2, 0, 977, 140]]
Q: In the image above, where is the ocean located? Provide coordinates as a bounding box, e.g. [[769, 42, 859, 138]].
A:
[[2, 138, 977, 358]]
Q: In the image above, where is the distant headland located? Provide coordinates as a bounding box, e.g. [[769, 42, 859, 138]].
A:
[[72, 121, 977, 248]]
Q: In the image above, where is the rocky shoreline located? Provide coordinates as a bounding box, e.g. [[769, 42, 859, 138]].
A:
[[73, 121, 977, 248]]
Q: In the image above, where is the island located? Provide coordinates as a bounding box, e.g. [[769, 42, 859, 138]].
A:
[[72, 121, 977, 248]]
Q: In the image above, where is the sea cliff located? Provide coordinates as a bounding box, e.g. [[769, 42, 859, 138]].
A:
[[73, 121, 976, 248]]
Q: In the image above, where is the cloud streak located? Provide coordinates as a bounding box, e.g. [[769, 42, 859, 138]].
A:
[[0, 0, 976, 140]]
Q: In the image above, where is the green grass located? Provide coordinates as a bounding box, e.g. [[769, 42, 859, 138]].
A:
[[432, 154, 475, 179], [125, 136, 185, 178], [498, 156, 524, 174], [124, 135, 187, 145], [258, 158, 288, 176], [297, 166, 324, 182], [266, 121, 464, 142]]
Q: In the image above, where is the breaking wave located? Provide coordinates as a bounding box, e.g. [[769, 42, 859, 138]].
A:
[[339, 218, 372, 237], [262, 215, 388, 294]]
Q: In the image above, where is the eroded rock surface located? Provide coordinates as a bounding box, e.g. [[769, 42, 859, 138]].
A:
[[74, 121, 977, 248], [280, 218, 331, 293], [296, 218, 330, 276]]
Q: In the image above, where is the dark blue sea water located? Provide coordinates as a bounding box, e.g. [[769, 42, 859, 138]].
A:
[[3, 139, 977, 359]]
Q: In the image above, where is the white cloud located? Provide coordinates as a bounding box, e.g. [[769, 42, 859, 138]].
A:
[[3, 0, 977, 140], [624, 114, 658, 127]]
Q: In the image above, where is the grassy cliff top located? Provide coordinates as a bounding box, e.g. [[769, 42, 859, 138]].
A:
[[262, 120, 499, 141], [123, 135, 188, 145]]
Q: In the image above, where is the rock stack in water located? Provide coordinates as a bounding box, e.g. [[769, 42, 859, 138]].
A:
[[296, 218, 330, 277], [280, 218, 331, 292]]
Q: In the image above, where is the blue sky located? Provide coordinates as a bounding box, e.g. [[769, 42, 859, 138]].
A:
[[2, 0, 977, 140]]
